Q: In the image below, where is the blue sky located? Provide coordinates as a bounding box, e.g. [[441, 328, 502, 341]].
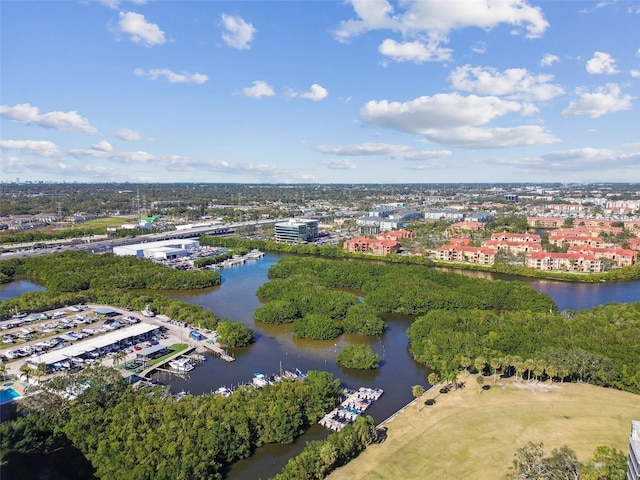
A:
[[1, 0, 639, 184]]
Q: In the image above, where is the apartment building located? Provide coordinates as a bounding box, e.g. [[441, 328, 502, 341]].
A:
[[567, 246, 637, 267], [343, 237, 401, 255], [435, 245, 497, 266], [525, 252, 602, 273]]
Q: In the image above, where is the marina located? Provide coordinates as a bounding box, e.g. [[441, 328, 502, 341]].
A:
[[319, 387, 384, 432]]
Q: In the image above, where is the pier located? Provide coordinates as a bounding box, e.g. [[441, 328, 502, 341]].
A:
[[319, 387, 384, 432], [138, 346, 196, 378], [200, 341, 235, 362]]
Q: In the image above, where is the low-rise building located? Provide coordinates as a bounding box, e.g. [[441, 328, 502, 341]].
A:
[[435, 245, 497, 265], [449, 221, 487, 232], [527, 216, 565, 228], [567, 246, 637, 267], [483, 240, 543, 254], [376, 229, 415, 240], [525, 252, 602, 273], [490, 232, 541, 243], [548, 234, 604, 248], [343, 237, 400, 255]]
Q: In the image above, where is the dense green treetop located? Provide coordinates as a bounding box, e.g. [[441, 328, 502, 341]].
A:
[[4, 251, 220, 292], [266, 256, 557, 315], [337, 344, 381, 370], [1, 367, 343, 480], [407, 302, 640, 393]]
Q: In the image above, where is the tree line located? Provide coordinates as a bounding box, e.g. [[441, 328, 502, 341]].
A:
[[406, 303, 640, 394]]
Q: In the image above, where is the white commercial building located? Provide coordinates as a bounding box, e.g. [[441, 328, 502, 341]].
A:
[[112, 239, 199, 260]]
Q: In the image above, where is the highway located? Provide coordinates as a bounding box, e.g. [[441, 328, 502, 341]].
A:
[[0, 218, 284, 260]]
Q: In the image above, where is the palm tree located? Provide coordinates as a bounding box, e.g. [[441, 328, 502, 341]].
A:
[[476, 375, 485, 393], [474, 356, 486, 376], [0, 362, 5, 382], [460, 356, 471, 376], [412, 384, 425, 411], [113, 350, 126, 367], [523, 359, 536, 381], [427, 372, 440, 389], [490, 357, 502, 383], [19, 363, 34, 383], [35, 362, 48, 384]]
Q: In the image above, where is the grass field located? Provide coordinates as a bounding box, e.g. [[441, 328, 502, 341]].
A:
[[328, 376, 640, 480], [80, 217, 136, 229]]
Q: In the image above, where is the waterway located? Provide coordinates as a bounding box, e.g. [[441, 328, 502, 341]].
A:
[[2, 257, 640, 479]]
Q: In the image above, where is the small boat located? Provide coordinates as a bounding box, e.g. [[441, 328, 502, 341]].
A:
[[252, 372, 269, 387], [141, 305, 155, 317], [214, 387, 233, 397], [168, 357, 194, 372]]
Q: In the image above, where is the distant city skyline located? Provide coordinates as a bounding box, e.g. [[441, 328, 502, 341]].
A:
[[1, 1, 639, 184]]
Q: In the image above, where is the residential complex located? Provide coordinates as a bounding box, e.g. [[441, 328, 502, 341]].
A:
[[629, 420, 640, 480]]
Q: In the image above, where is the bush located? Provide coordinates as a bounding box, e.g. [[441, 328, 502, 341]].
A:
[[337, 344, 381, 370], [293, 314, 342, 340]]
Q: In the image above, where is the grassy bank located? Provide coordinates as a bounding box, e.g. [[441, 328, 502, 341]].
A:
[[328, 376, 640, 480]]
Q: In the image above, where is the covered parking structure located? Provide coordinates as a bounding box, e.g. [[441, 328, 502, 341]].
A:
[[28, 323, 161, 369]]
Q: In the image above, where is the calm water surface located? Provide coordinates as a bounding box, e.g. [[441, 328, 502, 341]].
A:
[[4, 257, 640, 479], [0, 278, 45, 301]]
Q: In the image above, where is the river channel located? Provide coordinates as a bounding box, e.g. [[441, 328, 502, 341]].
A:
[[2, 255, 639, 479]]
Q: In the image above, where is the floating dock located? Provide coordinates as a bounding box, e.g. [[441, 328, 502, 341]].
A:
[[319, 387, 384, 432]]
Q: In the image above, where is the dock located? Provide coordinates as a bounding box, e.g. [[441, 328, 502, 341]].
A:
[[200, 341, 235, 362], [138, 346, 196, 378], [319, 387, 383, 432]]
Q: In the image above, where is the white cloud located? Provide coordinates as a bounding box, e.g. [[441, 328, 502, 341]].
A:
[[134, 68, 208, 84], [360, 93, 557, 148], [361, 93, 525, 131], [586, 51, 619, 75], [471, 41, 487, 54], [314, 142, 452, 161], [540, 53, 559, 67], [379, 39, 452, 63], [116, 128, 149, 141], [319, 159, 357, 170], [0, 103, 97, 134], [221, 14, 256, 50], [114, 11, 165, 47], [99, 0, 148, 9], [562, 83, 633, 118], [240, 80, 274, 98], [417, 125, 557, 148], [288, 84, 329, 101], [92, 140, 113, 152], [0, 140, 61, 157], [334, 0, 548, 62], [69, 148, 154, 163], [631, 70, 640, 78], [315, 143, 411, 157], [449, 65, 564, 101]]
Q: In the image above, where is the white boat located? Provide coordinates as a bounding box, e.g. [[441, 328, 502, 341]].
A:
[[214, 387, 233, 397], [252, 372, 269, 388], [168, 357, 194, 372], [141, 305, 155, 317]]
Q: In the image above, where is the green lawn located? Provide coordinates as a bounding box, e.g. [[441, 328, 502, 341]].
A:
[[144, 343, 189, 367], [328, 376, 640, 480], [80, 217, 136, 229]]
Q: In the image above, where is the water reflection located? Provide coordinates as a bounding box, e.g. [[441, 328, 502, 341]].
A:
[[0, 278, 45, 301]]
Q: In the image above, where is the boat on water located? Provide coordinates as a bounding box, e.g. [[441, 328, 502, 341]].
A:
[[214, 387, 233, 397], [168, 357, 194, 372], [252, 372, 269, 387], [141, 305, 155, 317]]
